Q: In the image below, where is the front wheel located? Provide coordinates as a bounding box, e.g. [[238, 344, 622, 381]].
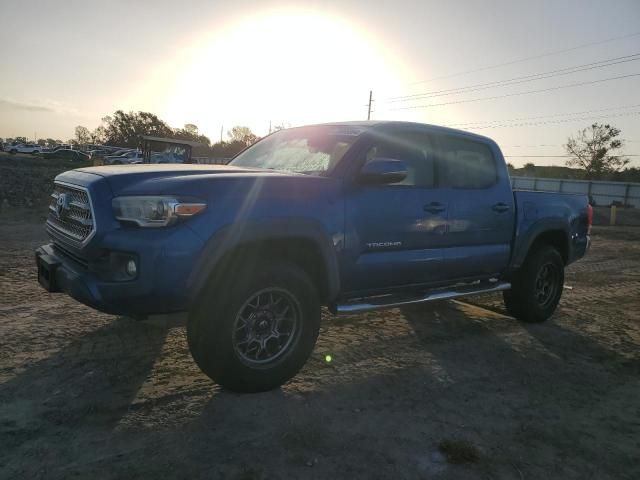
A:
[[187, 261, 320, 393], [503, 245, 564, 323]]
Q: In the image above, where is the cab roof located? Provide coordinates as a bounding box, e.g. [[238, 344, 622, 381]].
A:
[[297, 120, 495, 144]]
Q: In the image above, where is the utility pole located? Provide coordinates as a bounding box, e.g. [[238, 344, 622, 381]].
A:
[[269, 120, 272, 134], [367, 90, 373, 120], [220, 125, 223, 144]]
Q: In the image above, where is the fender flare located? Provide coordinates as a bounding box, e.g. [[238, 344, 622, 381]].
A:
[[187, 218, 341, 305], [510, 220, 569, 270]]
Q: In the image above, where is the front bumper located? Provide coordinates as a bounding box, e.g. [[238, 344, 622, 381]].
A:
[[35, 223, 205, 316]]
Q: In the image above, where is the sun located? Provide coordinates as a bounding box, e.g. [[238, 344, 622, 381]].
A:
[[158, 9, 413, 138]]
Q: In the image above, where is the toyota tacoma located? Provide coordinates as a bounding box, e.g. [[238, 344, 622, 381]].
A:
[[36, 121, 591, 392]]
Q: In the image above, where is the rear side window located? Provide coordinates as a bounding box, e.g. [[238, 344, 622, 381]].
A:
[[439, 136, 497, 189]]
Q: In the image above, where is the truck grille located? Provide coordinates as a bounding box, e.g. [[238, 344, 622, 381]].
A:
[[47, 183, 95, 244]]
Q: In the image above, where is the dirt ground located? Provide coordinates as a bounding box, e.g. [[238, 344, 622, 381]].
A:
[[1, 221, 639, 480]]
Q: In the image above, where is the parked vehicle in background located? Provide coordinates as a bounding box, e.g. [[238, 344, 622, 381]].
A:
[[41, 149, 90, 162], [107, 148, 134, 157], [87, 149, 112, 159], [35, 121, 591, 393], [104, 150, 143, 165], [8, 143, 42, 154], [42, 144, 72, 153]]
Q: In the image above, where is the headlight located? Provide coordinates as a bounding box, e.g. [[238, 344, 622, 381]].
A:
[[112, 196, 206, 227]]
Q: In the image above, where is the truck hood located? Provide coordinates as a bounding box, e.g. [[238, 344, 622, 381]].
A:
[[74, 163, 298, 195]]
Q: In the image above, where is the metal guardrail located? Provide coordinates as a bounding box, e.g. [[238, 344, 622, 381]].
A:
[[511, 176, 640, 207]]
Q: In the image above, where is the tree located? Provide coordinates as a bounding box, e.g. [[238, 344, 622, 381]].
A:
[[75, 125, 91, 145], [91, 126, 106, 144], [101, 110, 173, 147], [183, 123, 198, 136], [209, 140, 250, 158], [565, 123, 628, 179], [37, 139, 47, 146], [173, 123, 211, 147], [228, 126, 259, 146], [45, 138, 58, 146]]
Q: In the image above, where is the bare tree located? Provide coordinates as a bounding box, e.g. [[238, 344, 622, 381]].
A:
[[75, 125, 91, 145], [91, 126, 106, 144], [565, 123, 628, 179]]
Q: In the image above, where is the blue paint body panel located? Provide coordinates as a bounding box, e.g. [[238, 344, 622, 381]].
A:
[[35, 121, 590, 315]]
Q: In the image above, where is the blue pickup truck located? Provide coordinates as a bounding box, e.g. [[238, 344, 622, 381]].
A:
[[36, 121, 591, 392]]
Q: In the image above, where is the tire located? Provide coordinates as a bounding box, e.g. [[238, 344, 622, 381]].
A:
[[187, 261, 320, 393], [503, 245, 564, 323], [9, 149, 17, 154], [112, 160, 122, 165]]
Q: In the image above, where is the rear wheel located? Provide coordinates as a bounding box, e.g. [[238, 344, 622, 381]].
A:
[[503, 245, 564, 323], [187, 261, 320, 393]]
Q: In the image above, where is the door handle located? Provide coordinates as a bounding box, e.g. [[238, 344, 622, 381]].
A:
[[424, 202, 446, 213], [492, 202, 510, 213]]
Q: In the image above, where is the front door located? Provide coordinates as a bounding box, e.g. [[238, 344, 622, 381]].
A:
[[342, 129, 450, 294]]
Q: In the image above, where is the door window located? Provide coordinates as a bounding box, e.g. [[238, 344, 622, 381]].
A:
[[364, 132, 436, 187], [438, 136, 497, 189]]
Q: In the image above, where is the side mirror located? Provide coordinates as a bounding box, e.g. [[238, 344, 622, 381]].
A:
[[358, 158, 407, 184]]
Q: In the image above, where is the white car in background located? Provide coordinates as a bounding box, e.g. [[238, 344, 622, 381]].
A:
[[7, 143, 42, 154], [104, 150, 143, 165]]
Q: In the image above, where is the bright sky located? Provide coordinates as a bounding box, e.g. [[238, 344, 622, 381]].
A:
[[1, 0, 639, 166]]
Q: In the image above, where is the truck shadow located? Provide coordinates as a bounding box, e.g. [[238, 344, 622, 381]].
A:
[[3, 299, 638, 478], [183, 300, 639, 478], [1, 316, 167, 464]]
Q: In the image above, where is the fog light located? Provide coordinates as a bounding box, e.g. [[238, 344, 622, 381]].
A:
[[126, 259, 137, 277]]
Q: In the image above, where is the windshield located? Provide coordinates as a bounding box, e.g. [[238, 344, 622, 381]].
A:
[[229, 125, 363, 175]]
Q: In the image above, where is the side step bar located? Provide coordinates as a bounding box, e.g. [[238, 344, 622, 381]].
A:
[[331, 281, 511, 315]]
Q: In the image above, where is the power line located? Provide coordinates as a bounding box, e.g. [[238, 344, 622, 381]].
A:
[[445, 103, 640, 128], [505, 139, 640, 148], [384, 53, 640, 103], [388, 73, 640, 111], [503, 144, 563, 148], [408, 30, 640, 86], [504, 154, 640, 158], [463, 110, 640, 130]]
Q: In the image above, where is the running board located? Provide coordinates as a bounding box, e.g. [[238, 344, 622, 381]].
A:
[[331, 281, 511, 315]]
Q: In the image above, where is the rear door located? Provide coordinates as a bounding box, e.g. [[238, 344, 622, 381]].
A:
[[436, 134, 515, 279], [343, 128, 450, 293]]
